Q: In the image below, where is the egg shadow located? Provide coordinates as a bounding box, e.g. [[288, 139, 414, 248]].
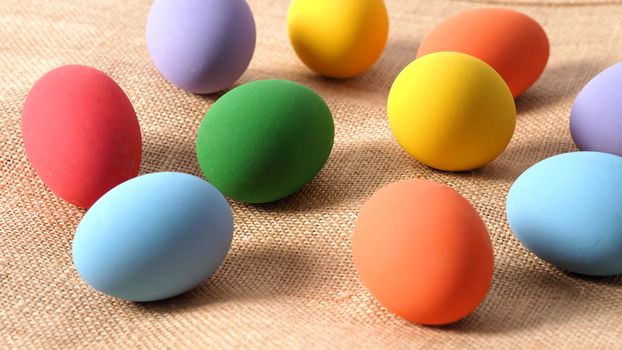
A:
[[134, 243, 314, 313], [140, 121, 400, 213], [327, 138, 534, 202], [140, 136, 202, 177], [254, 138, 420, 213], [443, 260, 622, 334], [561, 271, 622, 287], [246, 169, 346, 213], [515, 58, 610, 115], [198, 90, 228, 103], [191, 73, 260, 105], [373, 38, 421, 88], [479, 135, 578, 183], [277, 38, 419, 103], [291, 136, 535, 207], [153, 37, 422, 213]]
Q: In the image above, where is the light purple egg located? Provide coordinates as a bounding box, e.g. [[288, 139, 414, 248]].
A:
[[146, 0, 256, 94], [570, 61, 622, 156]]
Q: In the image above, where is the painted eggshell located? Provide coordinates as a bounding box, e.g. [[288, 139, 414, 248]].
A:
[[507, 152, 622, 276], [388, 52, 515, 171], [72, 172, 234, 301], [146, 0, 256, 94], [353, 179, 494, 325], [570, 61, 622, 157], [21, 65, 142, 209], [417, 8, 549, 97], [196, 79, 334, 204]]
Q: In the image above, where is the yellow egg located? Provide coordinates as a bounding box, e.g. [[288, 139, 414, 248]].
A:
[[287, 0, 389, 78], [387, 52, 516, 171]]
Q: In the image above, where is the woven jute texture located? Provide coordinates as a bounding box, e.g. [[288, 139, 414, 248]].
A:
[[2, 0, 622, 348]]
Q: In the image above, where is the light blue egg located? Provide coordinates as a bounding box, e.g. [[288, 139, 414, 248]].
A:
[[506, 151, 622, 276], [72, 172, 233, 301]]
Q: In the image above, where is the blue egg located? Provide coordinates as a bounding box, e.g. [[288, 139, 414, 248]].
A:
[[72, 172, 233, 301], [506, 152, 622, 276]]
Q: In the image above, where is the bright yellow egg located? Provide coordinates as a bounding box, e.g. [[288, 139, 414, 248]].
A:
[[287, 0, 389, 78], [387, 52, 516, 171]]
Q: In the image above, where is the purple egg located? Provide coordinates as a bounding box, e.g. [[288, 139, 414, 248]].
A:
[[570, 61, 622, 156], [146, 0, 256, 94]]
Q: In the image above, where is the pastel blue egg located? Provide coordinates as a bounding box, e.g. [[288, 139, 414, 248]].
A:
[[506, 152, 622, 276], [72, 172, 233, 301]]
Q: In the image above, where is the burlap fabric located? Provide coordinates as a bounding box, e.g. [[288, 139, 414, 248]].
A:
[[2, 0, 622, 348]]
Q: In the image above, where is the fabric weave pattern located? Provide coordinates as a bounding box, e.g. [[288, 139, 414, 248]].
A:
[[1, 0, 621, 348]]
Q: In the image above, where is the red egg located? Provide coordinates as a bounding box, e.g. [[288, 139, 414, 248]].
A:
[[21, 65, 142, 208]]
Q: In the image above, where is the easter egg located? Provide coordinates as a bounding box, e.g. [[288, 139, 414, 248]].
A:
[[387, 52, 516, 171], [196, 80, 334, 203], [287, 0, 389, 78], [506, 152, 622, 276], [146, 0, 256, 94], [417, 8, 549, 97], [352, 180, 494, 325], [570, 61, 622, 157], [21, 65, 142, 209], [72, 172, 233, 301]]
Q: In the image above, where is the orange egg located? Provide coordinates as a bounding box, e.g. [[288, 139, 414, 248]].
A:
[[416, 8, 549, 97], [352, 180, 494, 325]]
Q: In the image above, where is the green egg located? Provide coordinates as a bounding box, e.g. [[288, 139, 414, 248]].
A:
[[196, 79, 334, 204]]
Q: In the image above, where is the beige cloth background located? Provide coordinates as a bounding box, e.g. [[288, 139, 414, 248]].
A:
[[2, 0, 622, 348]]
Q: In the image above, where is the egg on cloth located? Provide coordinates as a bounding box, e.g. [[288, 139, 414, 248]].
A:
[[506, 152, 622, 276], [352, 180, 494, 325], [21, 65, 142, 209], [287, 0, 389, 78], [72, 172, 233, 301], [388, 52, 516, 171], [417, 8, 549, 97], [146, 0, 256, 94], [196, 79, 334, 204], [570, 61, 622, 157]]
